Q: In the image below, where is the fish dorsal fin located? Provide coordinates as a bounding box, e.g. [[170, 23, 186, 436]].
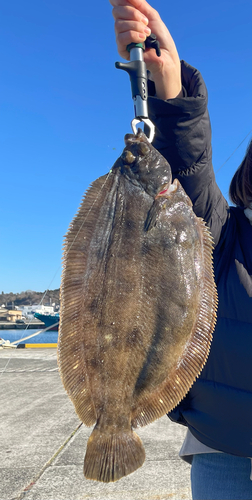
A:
[[58, 172, 116, 426]]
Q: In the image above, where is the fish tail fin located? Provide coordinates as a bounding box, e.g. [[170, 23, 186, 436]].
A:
[[84, 426, 145, 482]]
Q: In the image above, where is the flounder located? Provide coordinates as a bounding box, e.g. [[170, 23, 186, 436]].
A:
[[58, 130, 217, 483]]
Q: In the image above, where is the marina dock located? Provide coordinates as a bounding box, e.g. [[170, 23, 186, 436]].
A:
[[0, 321, 45, 330], [1, 348, 192, 500]]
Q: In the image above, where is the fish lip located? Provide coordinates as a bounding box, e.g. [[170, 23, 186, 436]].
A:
[[124, 130, 147, 146]]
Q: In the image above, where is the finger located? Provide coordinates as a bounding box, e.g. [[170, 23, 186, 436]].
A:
[[109, 0, 132, 6], [110, 0, 158, 22], [116, 27, 150, 50], [120, 0, 159, 21], [112, 5, 149, 25], [115, 19, 151, 36]]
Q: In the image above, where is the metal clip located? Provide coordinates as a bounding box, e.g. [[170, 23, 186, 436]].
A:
[[131, 118, 155, 143]]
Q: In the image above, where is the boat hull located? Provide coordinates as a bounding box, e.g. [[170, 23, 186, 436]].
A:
[[34, 313, 59, 331]]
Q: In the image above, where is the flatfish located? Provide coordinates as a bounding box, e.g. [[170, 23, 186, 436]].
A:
[[58, 130, 217, 482]]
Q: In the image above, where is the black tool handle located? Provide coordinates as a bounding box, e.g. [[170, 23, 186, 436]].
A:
[[115, 58, 147, 103], [115, 34, 160, 120]]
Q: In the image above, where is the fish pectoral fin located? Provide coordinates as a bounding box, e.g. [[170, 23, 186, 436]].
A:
[[144, 198, 167, 231], [145, 179, 191, 231], [84, 426, 145, 482]]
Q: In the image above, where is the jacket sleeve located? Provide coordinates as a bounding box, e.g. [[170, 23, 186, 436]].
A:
[[147, 60, 229, 246]]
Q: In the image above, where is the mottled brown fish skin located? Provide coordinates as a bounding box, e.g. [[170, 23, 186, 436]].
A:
[[57, 130, 217, 483]]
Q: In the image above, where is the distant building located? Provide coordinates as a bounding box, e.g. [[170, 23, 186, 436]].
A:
[[0, 309, 23, 322], [21, 305, 54, 318], [0, 307, 8, 321]]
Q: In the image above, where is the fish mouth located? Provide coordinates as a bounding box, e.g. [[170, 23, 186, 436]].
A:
[[124, 129, 147, 146], [123, 132, 151, 160], [155, 182, 177, 198]]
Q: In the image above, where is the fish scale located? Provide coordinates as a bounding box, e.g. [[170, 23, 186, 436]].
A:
[[58, 129, 217, 483]]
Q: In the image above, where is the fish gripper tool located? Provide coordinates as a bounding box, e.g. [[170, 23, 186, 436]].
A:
[[115, 34, 161, 143]]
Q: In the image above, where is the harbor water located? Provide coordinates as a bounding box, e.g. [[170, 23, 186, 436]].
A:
[[0, 329, 58, 345]]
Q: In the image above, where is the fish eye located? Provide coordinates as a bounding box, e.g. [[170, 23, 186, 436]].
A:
[[137, 142, 150, 156], [121, 150, 136, 164]]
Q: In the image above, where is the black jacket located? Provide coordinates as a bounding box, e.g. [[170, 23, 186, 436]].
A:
[[148, 61, 252, 457]]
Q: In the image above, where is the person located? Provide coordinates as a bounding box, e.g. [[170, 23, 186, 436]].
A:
[[109, 1, 252, 499]]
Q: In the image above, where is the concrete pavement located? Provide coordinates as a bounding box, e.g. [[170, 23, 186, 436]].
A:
[[0, 348, 192, 500]]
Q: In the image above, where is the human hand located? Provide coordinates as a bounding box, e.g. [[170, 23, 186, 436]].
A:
[[109, 0, 182, 99]]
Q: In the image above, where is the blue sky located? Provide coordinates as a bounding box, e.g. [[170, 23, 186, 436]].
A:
[[1, 0, 251, 294]]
